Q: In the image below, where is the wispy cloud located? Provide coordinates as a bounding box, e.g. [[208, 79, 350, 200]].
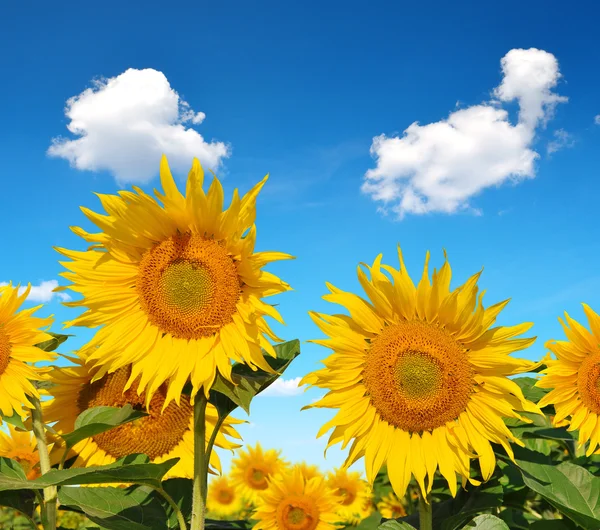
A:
[[594, 115, 600, 125], [48, 68, 230, 184], [0, 280, 71, 303], [363, 48, 567, 218], [260, 377, 305, 397], [547, 128, 575, 154]]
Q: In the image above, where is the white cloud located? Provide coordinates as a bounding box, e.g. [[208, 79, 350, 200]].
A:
[[547, 128, 575, 154], [0, 280, 70, 303], [594, 115, 600, 125], [48, 68, 230, 184], [363, 48, 567, 218], [260, 377, 304, 397]]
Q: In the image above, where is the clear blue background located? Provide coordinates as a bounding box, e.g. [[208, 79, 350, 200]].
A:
[[1, 0, 599, 474]]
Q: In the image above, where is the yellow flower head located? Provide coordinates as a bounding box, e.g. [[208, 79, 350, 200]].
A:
[[377, 492, 407, 519], [326, 468, 371, 525], [302, 248, 541, 498], [56, 155, 292, 405], [254, 466, 340, 530], [537, 304, 600, 455], [0, 283, 54, 419], [231, 442, 289, 504], [0, 424, 40, 479], [43, 353, 243, 478], [298, 462, 322, 481], [207, 474, 244, 518]]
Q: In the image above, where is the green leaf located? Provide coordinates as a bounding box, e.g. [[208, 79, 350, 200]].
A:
[[0, 458, 32, 491], [0, 489, 36, 519], [461, 514, 509, 529], [378, 520, 417, 529], [529, 521, 578, 529], [204, 521, 252, 529], [35, 332, 72, 352], [59, 485, 168, 530], [346, 512, 382, 529], [397, 479, 504, 530], [209, 339, 301, 415], [0, 412, 27, 430], [512, 377, 547, 403], [0, 454, 177, 491], [511, 446, 600, 529], [60, 405, 148, 448], [155, 478, 192, 529], [35, 454, 178, 489]]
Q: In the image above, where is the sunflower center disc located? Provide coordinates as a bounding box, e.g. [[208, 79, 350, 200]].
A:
[[362, 320, 473, 433], [338, 487, 356, 506], [246, 467, 268, 490], [0, 326, 11, 375], [217, 489, 234, 505], [278, 499, 317, 530], [137, 233, 241, 340], [577, 354, 600, 414], [77, 367, 192, 459]]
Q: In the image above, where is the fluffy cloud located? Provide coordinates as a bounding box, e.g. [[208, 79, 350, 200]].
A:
[[48, 68, 230, 184], [595, 115, 600, 125], [0, 280, 70, 303], [363, 48, 567, 218], [260, 377, 304, 397]]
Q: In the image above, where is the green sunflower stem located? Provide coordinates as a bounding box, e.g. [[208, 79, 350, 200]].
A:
[[417, 489, 432, 530], [191, 392, 209, 530], [31, 395, 57, 530]]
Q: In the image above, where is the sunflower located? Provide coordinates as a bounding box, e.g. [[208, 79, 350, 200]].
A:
[[301, 248, 541, 498], [346, 495, 374, 526], [0, 283, 54, 419], [43, 353, 242, 478], [207, 474, 244, 518], [537, 305, 600, 456], [0, 424, 40, 479], [377, 492, 407, 519], [253, 466, 340, 530], [56, 155, 292, 406], [231, 442, 289, 504], [326, 468, 371, 524], [298, 462, 321, 481]]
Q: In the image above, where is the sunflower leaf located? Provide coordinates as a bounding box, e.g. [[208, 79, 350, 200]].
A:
[[60, 405, 148, 448], [377, 520, 417, 529], [34, 332, 72, 352], [510, 446, 600, 529], [209, 339, 301, 416], [0, 412, 27, 431], [0, 489, 36, 519], [58, 484, 168, 530], [397, 478, 504, 530], [511, 377, 548, 403], [460, 514, 509, 529], [33, 454, 178, 489], [0, 458, 31, 491]]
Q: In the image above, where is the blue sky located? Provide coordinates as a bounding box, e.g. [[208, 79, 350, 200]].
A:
[[2, 0, 600, 475]]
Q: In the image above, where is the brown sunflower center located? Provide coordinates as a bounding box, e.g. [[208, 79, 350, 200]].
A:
[[277, 497, 318, 530], [77, 367, 192, 459], [577, 353, 600, 414], [362, 320, 473, 433], [137, 232, 241, 340], [337, 487, 356, 506], [245, 466, 269, 490], [0, 325, 11, 375], [217, 487, 234, 505]]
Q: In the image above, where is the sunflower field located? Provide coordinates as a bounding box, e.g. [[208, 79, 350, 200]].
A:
[[1, 155, 599, 530]]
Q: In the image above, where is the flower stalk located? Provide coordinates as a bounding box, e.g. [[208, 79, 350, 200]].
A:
[[418, 489, 432, 530], [190, 393, 209, 530], [30, 395, 57, 530]]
